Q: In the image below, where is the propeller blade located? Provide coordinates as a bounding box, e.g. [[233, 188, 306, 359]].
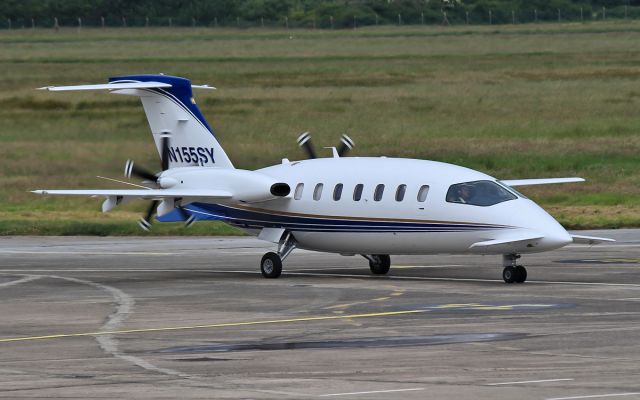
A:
[[161, 133, 170, 171], [125, 159, 158, 183], [337, 134, 355, 157], [297, 131, 317, 159], [138, 200, 159, 231], [177, 206, 196, 228]]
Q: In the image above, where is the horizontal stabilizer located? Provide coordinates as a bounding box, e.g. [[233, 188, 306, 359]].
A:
[[38, 82, 173, 91], [501, 177, 585, 186], [469, 232, 543, 252], [38, 82, 215, 92], [32, 189, 232, 200], [571, 234, 615, 245]]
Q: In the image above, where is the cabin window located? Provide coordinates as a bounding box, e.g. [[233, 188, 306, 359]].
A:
[[333, 183, 343, 201], [313, 183, 324, 201], [446, 180, 516, 207], [353, 184, 364, 201], [294, 183, 304, 200], [374, 184, 385, 201], [417, 185, 430, 202], [395, 184, 407, 202]]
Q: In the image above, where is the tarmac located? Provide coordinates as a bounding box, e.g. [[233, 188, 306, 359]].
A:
[[1, 229, 639, 399]]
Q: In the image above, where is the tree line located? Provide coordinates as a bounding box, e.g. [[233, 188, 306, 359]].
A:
[[1, 0, 638, 29]]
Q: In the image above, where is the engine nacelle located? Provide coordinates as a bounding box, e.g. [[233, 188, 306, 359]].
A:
[[158, 167, 290, 203]]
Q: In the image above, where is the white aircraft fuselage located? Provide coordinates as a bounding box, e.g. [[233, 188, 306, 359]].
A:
[[158, 157, 571, 256]]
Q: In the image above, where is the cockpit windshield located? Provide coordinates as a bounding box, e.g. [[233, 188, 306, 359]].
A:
[[446, 180, 517, 207]]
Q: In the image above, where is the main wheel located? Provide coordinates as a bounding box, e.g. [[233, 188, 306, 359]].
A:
[[503, 266, 516, 283], [369, 254, 391, 275], [260, 252, 282, 279], [515, 265, 527, 283]]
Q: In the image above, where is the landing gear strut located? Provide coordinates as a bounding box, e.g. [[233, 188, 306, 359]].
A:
[[363, 254, 391, 275], [260, 232, 297, 279], [502, 254, 527, 284]]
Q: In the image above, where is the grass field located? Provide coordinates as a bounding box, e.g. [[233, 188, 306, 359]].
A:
[[1, 22, 639, 235]]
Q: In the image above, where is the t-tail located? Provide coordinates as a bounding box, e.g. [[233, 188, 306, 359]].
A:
[[39, 74, 234, 169]]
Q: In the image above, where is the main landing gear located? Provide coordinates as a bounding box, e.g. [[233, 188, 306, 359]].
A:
[[502, 254, 527, 284], [260, 232, 297, 278], [362, 254, 391, 275]]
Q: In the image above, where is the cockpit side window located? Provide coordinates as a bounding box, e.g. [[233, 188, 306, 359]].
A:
[[446, 180, 517, 207]]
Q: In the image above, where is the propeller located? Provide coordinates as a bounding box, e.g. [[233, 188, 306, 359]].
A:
[[125, 133, 194, 230], [297, 131, 355, 159], [297, 131, 317, 159], [337, 134, 355, 157]]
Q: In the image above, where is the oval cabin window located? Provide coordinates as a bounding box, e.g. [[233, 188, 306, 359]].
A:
[[417, 185, 430, 202], [313, 183, 323, 201], [294, 183, 304, 200]]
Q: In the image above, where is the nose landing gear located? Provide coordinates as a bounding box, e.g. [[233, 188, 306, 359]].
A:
[[362, 254, 391, 275], [502, 254, 527, 283]]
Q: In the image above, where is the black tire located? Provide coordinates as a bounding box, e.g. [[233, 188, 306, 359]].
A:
[[503, 266, 516, 283], [515, 265, 527, 283], [261, 252, 282, 279], [369, 254, 391, 275]]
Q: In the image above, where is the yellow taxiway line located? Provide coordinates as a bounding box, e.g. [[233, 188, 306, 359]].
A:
[[0, 309, 426, 344]]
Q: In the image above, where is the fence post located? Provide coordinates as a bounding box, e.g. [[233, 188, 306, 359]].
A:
[[580, 8, 583, 22], [122, 16, 126, 27], [169, 17, 172, 27], [7, 18, 10, 29], [466, 11, 469, 25], [625, 5, 628, 19], [489, 10, 492, 25], [557, 9, 561, 22], [145, 16, 149, 27], [603, 7, 606, 20], [77, 17, 81, 30], [284, 16, 288, 29], [31, 18, 35, 29], [421, 12, 424, 25], [54, 17, 59, 31], [214, 17, 218, 27], [512, 10, 515, 24], [192, 17, 196, 27], [375, 14, 378, 25], [330, 15, 333, 29], [353, 15, 357, 30], [236, 16, 239, 27], [261, 16, 264, 27], [312, 16, 315, 29], [398, 13, 401, 26], [101, 16, 105, 28]]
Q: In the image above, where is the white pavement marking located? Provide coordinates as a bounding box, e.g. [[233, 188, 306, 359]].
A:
[[319, 388, 425, 397], [546, 393, 640, 400], [48, 275, 188, 378], [0, 250, 175, 256], [487, 378, 573, 386], [0, 275, 40, 288], [4, 269, 640, 288]]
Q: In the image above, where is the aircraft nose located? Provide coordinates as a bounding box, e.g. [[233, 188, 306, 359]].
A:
[[514, 200, 573, 251], [541, 227, 572, 250]]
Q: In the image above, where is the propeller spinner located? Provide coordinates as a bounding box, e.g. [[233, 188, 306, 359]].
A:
[[124, 133, 193, 231]]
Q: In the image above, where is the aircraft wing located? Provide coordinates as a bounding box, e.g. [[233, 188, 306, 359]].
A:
[[571, 234, 616, 244], [32, 189, 232, 199], [469, 232, 544, 252], [501, 177, 585, 186]]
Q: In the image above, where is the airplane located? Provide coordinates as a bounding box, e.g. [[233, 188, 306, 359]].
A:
[[33, 74, 614, 283]]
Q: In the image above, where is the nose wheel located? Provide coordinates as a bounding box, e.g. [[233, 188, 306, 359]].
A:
[[502, 254, 527, 283]]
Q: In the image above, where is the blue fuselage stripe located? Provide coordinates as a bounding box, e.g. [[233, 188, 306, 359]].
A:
[[184, 203, 506, 233]]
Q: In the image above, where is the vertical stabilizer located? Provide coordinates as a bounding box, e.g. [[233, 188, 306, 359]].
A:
[[109, 74, 234, 169]]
